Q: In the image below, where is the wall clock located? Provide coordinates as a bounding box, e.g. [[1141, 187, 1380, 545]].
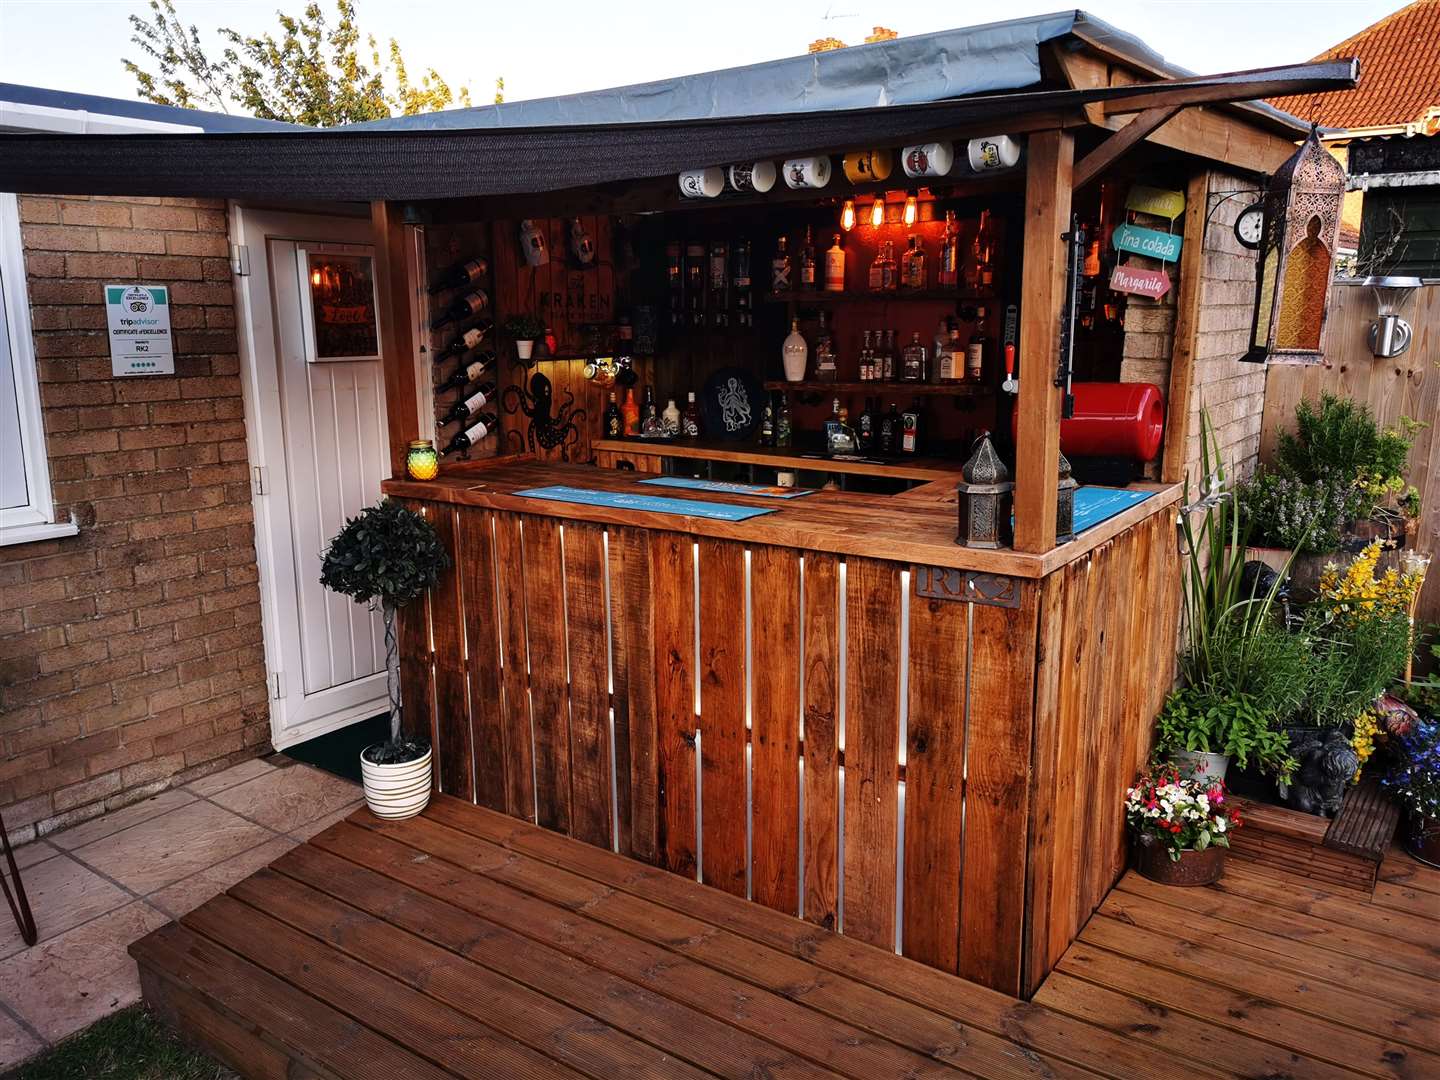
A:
[[1234, 203, 1265, 250]]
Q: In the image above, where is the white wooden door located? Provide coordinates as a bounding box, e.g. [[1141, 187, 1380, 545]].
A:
[[234, 208, 391, 749]]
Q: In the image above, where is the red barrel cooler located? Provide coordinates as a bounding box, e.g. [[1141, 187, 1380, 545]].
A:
[[1010, 382, 1165, 461]]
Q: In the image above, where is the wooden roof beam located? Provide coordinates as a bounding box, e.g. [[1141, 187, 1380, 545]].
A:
[[1072, 104, 1182, 191]]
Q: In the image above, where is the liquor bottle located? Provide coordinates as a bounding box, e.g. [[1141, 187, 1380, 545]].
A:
[[814, 312, 838, 383], [621, 389, 640, 436], [427, 255, 489, 295], [856, 396, 877, 452], [878, 402, 900, 454], [771, 235, 792, 293], [941, 325, 963, 382], [435, 323, 491, 361], [429, 288, 489, 330], [437, 355, 495, 392], [967, 306, 988, 382], [899, 399, 924, 455], [800, 226, 817, 290], [732, 240, 753, 327], [977, 210, 995, 288], [775, 394, 792, 447], [938, 210, 959, 288], [641, 385, 659, 433], [442, 380, 498, 424], [686, 241, 707, 327], [824, 398, 855, 454], [666, 241, 684, 328], [662, 398, 682, 436], [881, 240, 898, 291], [442, 412, 498, 456], [932, 319, 949, 381], [603, 392, 623, 437], [859, 330, 873, 381], [709, 239, 730, 328], [965, 209, 994, 291], [759, 396, 776, 446], [782, 318, 807, 381], [868, 243, 885, 291], [901, 236, 926, 291], [883, 329, 898, 380], [824, 233, 846, 292], [902, 332, 927, 382], [682, 391, 702, 437]]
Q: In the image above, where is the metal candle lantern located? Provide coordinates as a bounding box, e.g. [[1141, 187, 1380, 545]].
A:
[[955, 433, 1013, 549], [406, 439, 439, 481], [1056, 450, 1078, 544], [1243, 127, 1346, 364]]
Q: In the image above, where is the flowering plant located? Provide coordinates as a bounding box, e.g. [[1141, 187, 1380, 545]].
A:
[[1382, 716, 1440, 826], [1317, 541, 1426, 622], [1125, 764, 1241, 861]]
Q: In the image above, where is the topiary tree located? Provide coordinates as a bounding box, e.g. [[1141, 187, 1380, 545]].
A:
[[320, 498, 449, 761]]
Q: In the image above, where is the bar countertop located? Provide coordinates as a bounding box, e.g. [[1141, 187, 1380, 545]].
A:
[[382, 459, 1181, 579]]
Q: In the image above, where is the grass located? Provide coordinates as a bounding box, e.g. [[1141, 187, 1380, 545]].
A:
[[1, 1006, 234, 1080]]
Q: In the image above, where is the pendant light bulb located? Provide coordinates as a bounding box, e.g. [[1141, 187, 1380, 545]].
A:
[[870, 197, 885, 228], [840, 199, 856, 232], [903, 191, 918, 227]]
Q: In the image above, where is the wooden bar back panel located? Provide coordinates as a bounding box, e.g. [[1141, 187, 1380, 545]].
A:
[[394, 497, 1179, 997]]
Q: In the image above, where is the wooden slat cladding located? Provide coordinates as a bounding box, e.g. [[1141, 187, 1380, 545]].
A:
[[394, 497, 1178, 996]]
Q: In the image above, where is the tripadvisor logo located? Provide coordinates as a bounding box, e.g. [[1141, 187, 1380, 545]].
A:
[[122, 286, 153, 314]]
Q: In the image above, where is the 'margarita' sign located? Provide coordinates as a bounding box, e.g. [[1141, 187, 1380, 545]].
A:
[[105, 284, 174, 376]]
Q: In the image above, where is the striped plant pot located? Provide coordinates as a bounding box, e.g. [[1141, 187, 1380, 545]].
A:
[[360, 745, 432, 820]]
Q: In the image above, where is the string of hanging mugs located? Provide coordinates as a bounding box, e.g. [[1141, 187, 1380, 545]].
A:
[[677, 135, 1023, 199]]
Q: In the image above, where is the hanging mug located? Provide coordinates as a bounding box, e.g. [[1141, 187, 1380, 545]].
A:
[[783, 156, 832, 190], [967, 135, 1022, 173], [842, 148, 895, 184], [727, 161, 778, 194], [901, 141, 954, 179], [678, 167, 725, 199]]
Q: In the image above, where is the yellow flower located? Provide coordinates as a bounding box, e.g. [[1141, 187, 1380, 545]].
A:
[[1319, 540, 1424, 622]]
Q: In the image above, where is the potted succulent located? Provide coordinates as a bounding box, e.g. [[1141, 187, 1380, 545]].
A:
[[503, 313, 545, 362], [1382, 715, 1440, 867], [1125, 763, 1241, 886], [320, 499, 450, 819]]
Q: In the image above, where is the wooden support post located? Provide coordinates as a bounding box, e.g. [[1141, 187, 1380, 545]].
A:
[[1071, 105, 1181, 192], [1160, 171, 1212, 484], [1013, 129, 1074, 555], [372, 200, 421, 478]]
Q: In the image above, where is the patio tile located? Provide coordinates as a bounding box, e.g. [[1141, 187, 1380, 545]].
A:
[[209, 763, 361, 834], [185, 755, 278, 798], [48, 788, 196, 851], [8, 839, 60, 871], [70, 800, 272, 895], [0, 901, 168, 1044], [0, 1009, 44, 1073], [147, 836, 297, 918], [287, 798, 364, 842], [0, 854, 130, 960]]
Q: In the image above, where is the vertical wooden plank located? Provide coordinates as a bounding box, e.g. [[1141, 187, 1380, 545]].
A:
[[1047, 560, 1088, 967], [1097, 533, 1138, 890], [901, 580, 969, 974], [563, 521, 612, 848], [426, 505, 474, 801], [608, 526, 656, 860], [393, 500, 435, 750], [957, 585, 1038, 996], [841, 557, 902, 950], [371, 201, 419, 477], [652, 530, 697, 879], [1013, 129, 1074, 553], [521, 515, 572, 834], [457, 506, 507, 812], [802, 552, 841, 931], [493, 513, 536, 821], [750, 545, 801, 915], [697, 538, 747, 897], [1161, 170, 1213, 484]]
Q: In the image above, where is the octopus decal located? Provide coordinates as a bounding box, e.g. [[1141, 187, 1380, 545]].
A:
[[503, 371, 585, 461]]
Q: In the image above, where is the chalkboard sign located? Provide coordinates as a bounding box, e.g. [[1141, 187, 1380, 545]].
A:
[[700, 367, 765, 441]]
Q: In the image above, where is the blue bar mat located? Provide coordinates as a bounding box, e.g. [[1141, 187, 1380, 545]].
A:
[[1072, 486, 1155, 532], [639, 476, 817, 499], [514, 485, 779, 522]]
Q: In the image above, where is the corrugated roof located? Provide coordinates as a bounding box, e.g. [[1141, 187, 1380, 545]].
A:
[[1268, 0, 1440, 130]]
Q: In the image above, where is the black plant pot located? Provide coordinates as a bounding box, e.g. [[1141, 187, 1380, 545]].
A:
[[1277, 725, 1359, 817], [1223, 759, 1277, 802]]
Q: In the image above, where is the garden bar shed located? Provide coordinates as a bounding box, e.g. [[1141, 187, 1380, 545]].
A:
[[0, 12, 1381, 1077]]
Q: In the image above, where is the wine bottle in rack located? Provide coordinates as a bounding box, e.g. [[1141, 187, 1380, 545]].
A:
[[426, 256, 489, 295], [437, 354, 495, 392], [442, 412, 499, 456], [434, 322, 492, 361], [441, 381, 499, 425], [429, 288, 490, 330]]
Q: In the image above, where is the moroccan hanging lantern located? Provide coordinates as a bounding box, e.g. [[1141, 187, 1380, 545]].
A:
[[1242, 127, 1346, 364], [955, 432, 1014, 549], [1056, 450, 1078, 545]]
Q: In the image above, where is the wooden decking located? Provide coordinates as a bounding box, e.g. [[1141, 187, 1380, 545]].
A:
[[132, 795, 1440, 1079]]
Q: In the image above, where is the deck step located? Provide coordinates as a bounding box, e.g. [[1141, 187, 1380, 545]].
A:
[[1228, 792, 1382, 893], [1324, 776, 1400, 862]]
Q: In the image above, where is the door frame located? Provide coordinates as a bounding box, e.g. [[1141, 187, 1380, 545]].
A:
[[230, 201, 397, 749]]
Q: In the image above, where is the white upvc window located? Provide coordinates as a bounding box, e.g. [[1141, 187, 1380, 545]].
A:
[[0, 192, 78, 545]]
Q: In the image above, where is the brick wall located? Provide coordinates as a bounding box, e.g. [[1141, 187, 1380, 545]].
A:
[[0, 196, 270, 844]]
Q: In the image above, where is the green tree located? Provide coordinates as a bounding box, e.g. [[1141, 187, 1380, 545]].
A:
[[124, 0, 483, 126]]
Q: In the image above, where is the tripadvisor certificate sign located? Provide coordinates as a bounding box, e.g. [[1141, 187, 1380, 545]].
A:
[[105, 284, 174, 376]]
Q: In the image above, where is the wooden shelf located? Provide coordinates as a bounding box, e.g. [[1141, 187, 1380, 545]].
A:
[[763, 380, 993, 397], [766, 289, 997, 305]]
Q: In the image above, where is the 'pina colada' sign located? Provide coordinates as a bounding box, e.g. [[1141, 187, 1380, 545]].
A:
[[1111, 223, 1183, 263], [1109, 264, 1172, 300]]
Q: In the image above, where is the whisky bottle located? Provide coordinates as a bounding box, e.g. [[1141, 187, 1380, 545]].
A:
[[759, 397, 775, 446], [603, 392, 623, 437], [771, 235, 792, 292], [442, 381, 499, 424], [427, 256, 488, 295], [814, 312, 838, 383], [429, 288, 489, 330], [709, 239, 729, 328], [824, 233, 846, 292], [901, 236, 925, 291], [901, 332, 926, 382], [938, 210, 959, 288], [732, 240, 753, 327], [967, 306, 988, 382], [686, 241, 706, 327], [800, 226, 817, 290], [442, 412, 498, 455], [775, 394, 792, 447]]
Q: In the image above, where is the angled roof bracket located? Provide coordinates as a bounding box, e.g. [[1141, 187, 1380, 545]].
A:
[[1071, 103, 1183, 190]]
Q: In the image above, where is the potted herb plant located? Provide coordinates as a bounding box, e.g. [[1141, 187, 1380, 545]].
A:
[[1156, 686, 1297, 782], [503, 313, 545, 362], [1382, 715, 1440, 867], [1125, 763, 1241, 886], [320, 499, 450, 819]]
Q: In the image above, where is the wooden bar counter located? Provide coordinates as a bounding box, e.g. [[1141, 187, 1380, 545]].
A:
[[382, 458, 1181, 996]]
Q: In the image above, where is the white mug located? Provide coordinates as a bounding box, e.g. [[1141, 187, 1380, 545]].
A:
[[678, 167, 725, 199], [967, 135, 1022, 173], [776, 470, 796, 489], [901, 142, 954, 179], [782, 156, 832, 190], [728, 161, 777, 194]]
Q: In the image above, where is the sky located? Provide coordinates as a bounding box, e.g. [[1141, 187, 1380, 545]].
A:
[[0, 0, 1413, 111]]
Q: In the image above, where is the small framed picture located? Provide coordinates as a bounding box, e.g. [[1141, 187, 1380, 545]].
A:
[[298, 247, 381, 362]]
